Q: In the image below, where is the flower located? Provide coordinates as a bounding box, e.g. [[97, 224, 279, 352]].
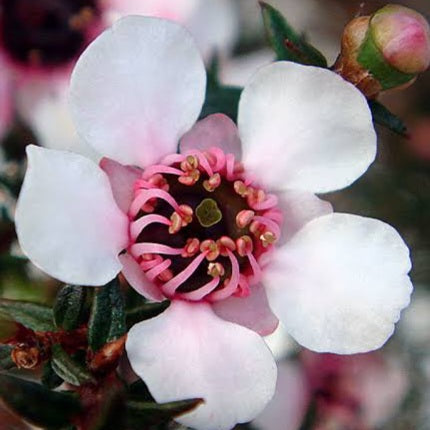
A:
[[15, 16, 413, 430], [334, 4, 430, 98]]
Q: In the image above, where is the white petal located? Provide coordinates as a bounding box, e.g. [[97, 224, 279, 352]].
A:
[[179, 114, 242, 159], [103, 0, 197, 26], [264, 213, 413, 354], [70, 16, 206, 167], [212, 283, 278, 336], [126, 300, 277, 430], [238, 62, 376, 193], [277, 190, 333, 245], [15, 146, 128, 285], [252, 362, 309, 430]]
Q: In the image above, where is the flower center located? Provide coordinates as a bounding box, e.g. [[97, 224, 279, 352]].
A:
[[0, 0, 99, 67], [127, 147, 283, 302]]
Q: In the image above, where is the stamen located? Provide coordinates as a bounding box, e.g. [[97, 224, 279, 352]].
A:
[[130, 214, 171, 240], [181, 155, 199, 171], [249, 194, 279, 211], [146, 259, 172, 282], [236, 235, 253, 257], [260, 231, 277, 248], [176, 276, 220, 301], [129, 188, 180, 217], [182, 238, 200, 258], [131, 243, 184, 258], [178, 169, 200, 186], [236, 210, 255, 229], [200, 239, 220, 261], [217, 236, 236, 256], [208, 250, 240, 302], [252, 216, 281, 239], [139, 256, 163, 271], [162, 252, 209, 296], [142, 165, 182, 180], [234, 180, 248, 197], [207, 262, 225, 278], [203, 173, 221, 192], [246, 252, 262, 284]]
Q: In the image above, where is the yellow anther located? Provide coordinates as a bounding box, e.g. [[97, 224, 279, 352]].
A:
[[236, 235, 253, 257], [236, 210, 255, 229], [207, 262, 225, 278], [203, 173, 221, 192], [260, 231, 277, 248], [233, 180, 248, 197]]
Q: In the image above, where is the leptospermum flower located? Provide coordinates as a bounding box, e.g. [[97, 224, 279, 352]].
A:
[[15, 16, 413, 430]]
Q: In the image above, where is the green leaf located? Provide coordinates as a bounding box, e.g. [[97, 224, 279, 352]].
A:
[[369, 100, 408, 137], [126, 398, 203, 428], [0, 373, 81, 429], [54, 285, 87, 331], [0, 344, 15, 370], [260, 1, 327, 67], [126, 301, 170, 329], [200, 85, 242, 122], [88, 278, 126, 352], [42, 360, 64, 389], [127, 380, 154, 402], [51, 344, 94, 386], [0, 299, 54, 331]]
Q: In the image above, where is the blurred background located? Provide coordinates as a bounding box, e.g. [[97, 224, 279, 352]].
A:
[[0, 1, 429, 429]]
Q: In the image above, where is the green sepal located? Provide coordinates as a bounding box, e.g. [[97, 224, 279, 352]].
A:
[[260, 1, 327, 67], [126, 398, 203, 428], [88, 278, 126, 352], [0, 299, 54, 331], [0, 373, 81, 429], [51, 344, 95, 386], [358, 29, 415, 90], [369, 100, 408, 137], [42, 360, 64, 389], [126, 301, 170, 329], [0, 344, 15, 370], [54, 285, 87, 331]]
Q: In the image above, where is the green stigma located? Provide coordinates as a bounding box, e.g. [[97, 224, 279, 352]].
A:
[[196, 198, 223, 228]]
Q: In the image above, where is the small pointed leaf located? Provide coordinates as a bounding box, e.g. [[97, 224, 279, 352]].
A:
[[260, 1, 327, 67], [42, 360, 64, 389], [126, 301, 170, 328], [88, 278, 126, 352], [0, 344, 15, 370], [0, 373, 81, 428], [0, 299, 54, 331], [369, 100, 408, 137], [54, 285, 87, 331], [126, 398, 204, 428], [200, 86, 242, 122], [51, 344, 94, 386]]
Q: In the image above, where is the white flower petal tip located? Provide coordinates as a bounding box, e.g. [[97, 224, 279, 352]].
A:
[[126, 301, 277, 430], [238, 61, 377, 194], [180, 113, 242, 159], [15, 145, 128, 286], [264, 213, 413, 354], [70, 16, 206, 168]]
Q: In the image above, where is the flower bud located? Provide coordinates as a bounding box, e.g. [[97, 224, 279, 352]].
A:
[[371, 5, 430, 74], [335, 4, 430, 98]]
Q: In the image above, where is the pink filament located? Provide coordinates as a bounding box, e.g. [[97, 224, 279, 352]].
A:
[[131, 243, 184, 258], [130, 214, 171, 240], [249, 194, 279, 211], [161, 252, 209, 297], [142, 165, 182, 180], [140, 256, 163, 271], [246, 252, 262, 285], [252, 215, 281, 239], [177, 276, 220, 301], [146, 259, 172, 282], [129, 188, 181, 217], [207, 249, 240, 302], [207, 147, 226, 171]]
